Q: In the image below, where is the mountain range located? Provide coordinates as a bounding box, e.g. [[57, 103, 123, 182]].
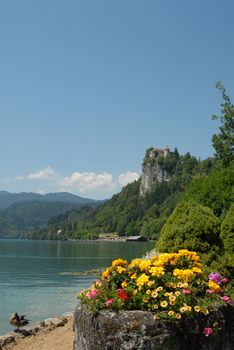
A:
[[0, 191, 94, 210], [0, 191, 97, 238]]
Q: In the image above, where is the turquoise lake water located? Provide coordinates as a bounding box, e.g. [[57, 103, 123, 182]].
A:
[[0, 239, 154, 334]]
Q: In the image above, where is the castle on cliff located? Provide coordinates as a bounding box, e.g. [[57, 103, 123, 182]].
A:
[[149, 146, 171, 158]]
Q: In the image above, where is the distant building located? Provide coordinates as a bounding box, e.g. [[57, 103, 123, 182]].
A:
[[149, 146, 171, 158]]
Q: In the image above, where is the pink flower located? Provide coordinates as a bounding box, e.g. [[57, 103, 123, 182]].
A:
[[206, 289, 216, 294], [220, 295, 231, 303], [203, 327, 213, 337], [221, 278, 229, 283], [86, 289, 100, 299], [182, 289, 191, 295], [105, 298, 115, 306]]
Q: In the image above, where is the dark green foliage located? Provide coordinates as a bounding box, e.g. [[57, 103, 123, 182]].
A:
[[156, 201, 222, 261], [221, 203, 234, 254], [212, 81, 234, 167], [182, 167, 234, 217]]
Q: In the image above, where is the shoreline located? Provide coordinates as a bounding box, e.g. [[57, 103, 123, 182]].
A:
[[0, 312, 74, 350]]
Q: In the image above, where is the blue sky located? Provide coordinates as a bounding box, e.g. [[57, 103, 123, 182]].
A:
[[0, 0, 233, 199]]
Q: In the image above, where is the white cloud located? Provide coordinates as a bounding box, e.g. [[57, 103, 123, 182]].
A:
[[58, 172, 116, 193], [118, 171, 140, 188], [8, 167, 139, 198], [27, 166, 58, 180], [15, 176, 24, 181]]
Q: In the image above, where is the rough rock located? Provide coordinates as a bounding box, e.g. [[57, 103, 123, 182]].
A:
[[42, 317, 67, 328], [140, 162, 170, 196], [73, 304, 234, 350]]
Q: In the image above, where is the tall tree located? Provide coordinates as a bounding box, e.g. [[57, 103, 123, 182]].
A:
[[212, 81, 234, 166]]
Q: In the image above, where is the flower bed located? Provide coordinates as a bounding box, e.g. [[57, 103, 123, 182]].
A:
[[78, 250, 232, 322]]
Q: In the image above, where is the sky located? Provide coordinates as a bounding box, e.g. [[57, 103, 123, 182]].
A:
[[0, 0, 233, 200]]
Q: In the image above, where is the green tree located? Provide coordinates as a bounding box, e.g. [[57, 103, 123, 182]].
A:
[[156, 201, 222, 265], [212, 81, 234, 166], [220, 203, 234, 255], [182, 167, 234, 217]]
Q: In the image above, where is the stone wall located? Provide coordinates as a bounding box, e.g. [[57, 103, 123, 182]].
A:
[[73, 304, 234, 350]]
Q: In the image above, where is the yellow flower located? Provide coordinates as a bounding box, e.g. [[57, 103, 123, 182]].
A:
[[133, 289, 138, 295], [168, 310, 174, 316], [180, 306, 187, 313], [146, 289, 151, 295], [160, 300, 168, 308], [147, 281, 155, 287], [202, 308, 209, 315], [192, 267, 202, 274], [130, 273, 137, 279], [177, 282, 183, 288], [173, 269, 194, 281], [101, 268, 111, 279], [121, 280, 128, 288], [112, 259, 128, 267], [149, 266, 165, 277], [151, 290, 158, 298], [175, 291, 181, 296], [156, 286, 164, 292], [128, 258, 142, 268], [208, 280, 221, 291], [116, 266, 126, 274], [143, 297, 149, 303], [178, 249, 200, 262], [153, 304, 158, 310], [194, 306, 201, 312], [169, 295, 176, 302], [139, 260, 152, 270], [169, 300, 175, 306], [136, 273, 150, 287], [165, 292, 172, 297], [176, 313, 181, 319]]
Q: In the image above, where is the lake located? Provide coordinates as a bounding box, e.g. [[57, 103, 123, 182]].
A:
[[0, 239, 154, 335]]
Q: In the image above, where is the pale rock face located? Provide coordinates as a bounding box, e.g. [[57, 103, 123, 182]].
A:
[[139, 162, 170, 196]]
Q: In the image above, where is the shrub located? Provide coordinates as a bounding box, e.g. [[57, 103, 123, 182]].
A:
[[156, 201, 222, 261], [221, 203, 234, 255]]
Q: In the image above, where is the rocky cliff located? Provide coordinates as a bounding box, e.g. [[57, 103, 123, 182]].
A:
[[139, 148, 171, 196]]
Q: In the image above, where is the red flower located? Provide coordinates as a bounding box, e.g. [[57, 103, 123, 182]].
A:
[[117, 289, 129, 301]]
